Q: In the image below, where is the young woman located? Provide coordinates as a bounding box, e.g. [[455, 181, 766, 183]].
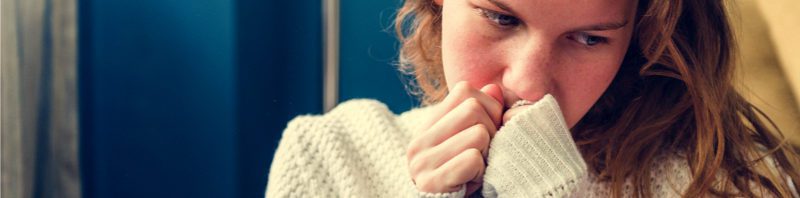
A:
[[266, 0, 800, 197]]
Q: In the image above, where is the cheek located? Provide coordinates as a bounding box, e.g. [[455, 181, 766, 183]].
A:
[[554, 28, 633, 127], [440, 4, 505, 88], [555, 53, 624, 128], [442, 38, 500, 87]]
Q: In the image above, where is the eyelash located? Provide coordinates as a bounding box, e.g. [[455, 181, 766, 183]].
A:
[[476, 8, 609, 47], [477, 8, 520, 28], [568, 32, 609, 47]]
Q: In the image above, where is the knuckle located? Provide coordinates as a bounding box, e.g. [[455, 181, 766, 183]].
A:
[[473, 123, 492, 142], [472, 123, 488, 133], [472, 127, 491, 147], [449, 82, 473, 100], [450, 90, 467, 103], [465, 148, 485, 165], [415, 174, 439, 192], [433, 169, 456, 190], [467, 148, 482, 156], [453, 81, 470, 93], [406, 139, 422, 158], [463, 98, 483, 116], [464, 125, 488, 147], [408, 156, 426, 177]]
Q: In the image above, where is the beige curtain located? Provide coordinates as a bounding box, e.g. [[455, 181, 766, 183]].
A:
[[1, 0, 81, 197], [729, 0, 800, 145]]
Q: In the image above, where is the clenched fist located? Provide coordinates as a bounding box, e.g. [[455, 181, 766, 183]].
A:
[[407, 81, 504, 196]]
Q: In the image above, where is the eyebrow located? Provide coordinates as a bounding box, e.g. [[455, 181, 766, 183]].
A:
[[486, 0, 630, 32], [572, 20, 629, 31]]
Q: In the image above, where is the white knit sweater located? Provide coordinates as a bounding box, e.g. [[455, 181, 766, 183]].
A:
[[265, 95, 695, 197]]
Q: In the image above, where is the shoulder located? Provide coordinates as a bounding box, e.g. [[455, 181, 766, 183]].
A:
[[268, 99, 427, 196], [283, 99, 400, 140], [276, 99, 431, 163], [649, 152, 693, 195], [268, 99, 404, 195], [646, 151, 794, 197], [283, 99, 435, 142]]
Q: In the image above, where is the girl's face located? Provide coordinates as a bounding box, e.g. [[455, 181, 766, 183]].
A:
[[439, 0, 637, 127]]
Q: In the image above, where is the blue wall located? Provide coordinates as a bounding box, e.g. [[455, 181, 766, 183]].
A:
[[234, 0, 322, 198], [79, 0, 238, 197], [79, 0, 407, 197], [340, 0, 416, 113]]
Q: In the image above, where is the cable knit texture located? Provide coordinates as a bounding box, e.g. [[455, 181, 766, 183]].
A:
[[266, 95, 696, 197]]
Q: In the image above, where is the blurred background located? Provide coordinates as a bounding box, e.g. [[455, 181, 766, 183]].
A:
[[1, 0, 798, 198]]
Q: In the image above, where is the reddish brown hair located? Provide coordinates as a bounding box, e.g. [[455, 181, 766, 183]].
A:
[[395, 0, 800, 197]]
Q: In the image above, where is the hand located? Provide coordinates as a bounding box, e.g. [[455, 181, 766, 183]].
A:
[[407, 81, 504, 195]]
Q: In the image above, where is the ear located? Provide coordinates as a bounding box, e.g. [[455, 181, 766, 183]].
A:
[[434, 0, 443, 6]]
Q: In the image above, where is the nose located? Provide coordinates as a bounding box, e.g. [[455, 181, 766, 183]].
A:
[[500, 37, 557, 105]]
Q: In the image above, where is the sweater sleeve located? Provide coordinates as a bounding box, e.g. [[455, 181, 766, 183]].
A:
[[265, 115, 337, 197], [481, 94, 588, 198], [414, 186, 466, 198]]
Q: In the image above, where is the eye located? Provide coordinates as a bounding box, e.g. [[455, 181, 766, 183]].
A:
[[477, 8, 520, 27], [570, 32, 608, 46]]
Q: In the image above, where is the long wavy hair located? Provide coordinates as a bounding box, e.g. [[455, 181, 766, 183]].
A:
[[394, 0, 800, 197]]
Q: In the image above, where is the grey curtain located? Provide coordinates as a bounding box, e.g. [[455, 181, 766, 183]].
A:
[[2, 0, 81, 197]]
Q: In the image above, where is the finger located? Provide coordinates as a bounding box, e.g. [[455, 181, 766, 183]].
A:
[[435, 148, 485, 193], [479, 83, 504, 109], [422, 81, 504, 130], [419, 98, 497, 149], [444, 82, 503, 126], [425, 124, 490, 168]]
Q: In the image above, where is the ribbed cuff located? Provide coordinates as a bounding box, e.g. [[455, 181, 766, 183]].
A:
[[414, 185, 466, 198], [481, 94, 588, 197]]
